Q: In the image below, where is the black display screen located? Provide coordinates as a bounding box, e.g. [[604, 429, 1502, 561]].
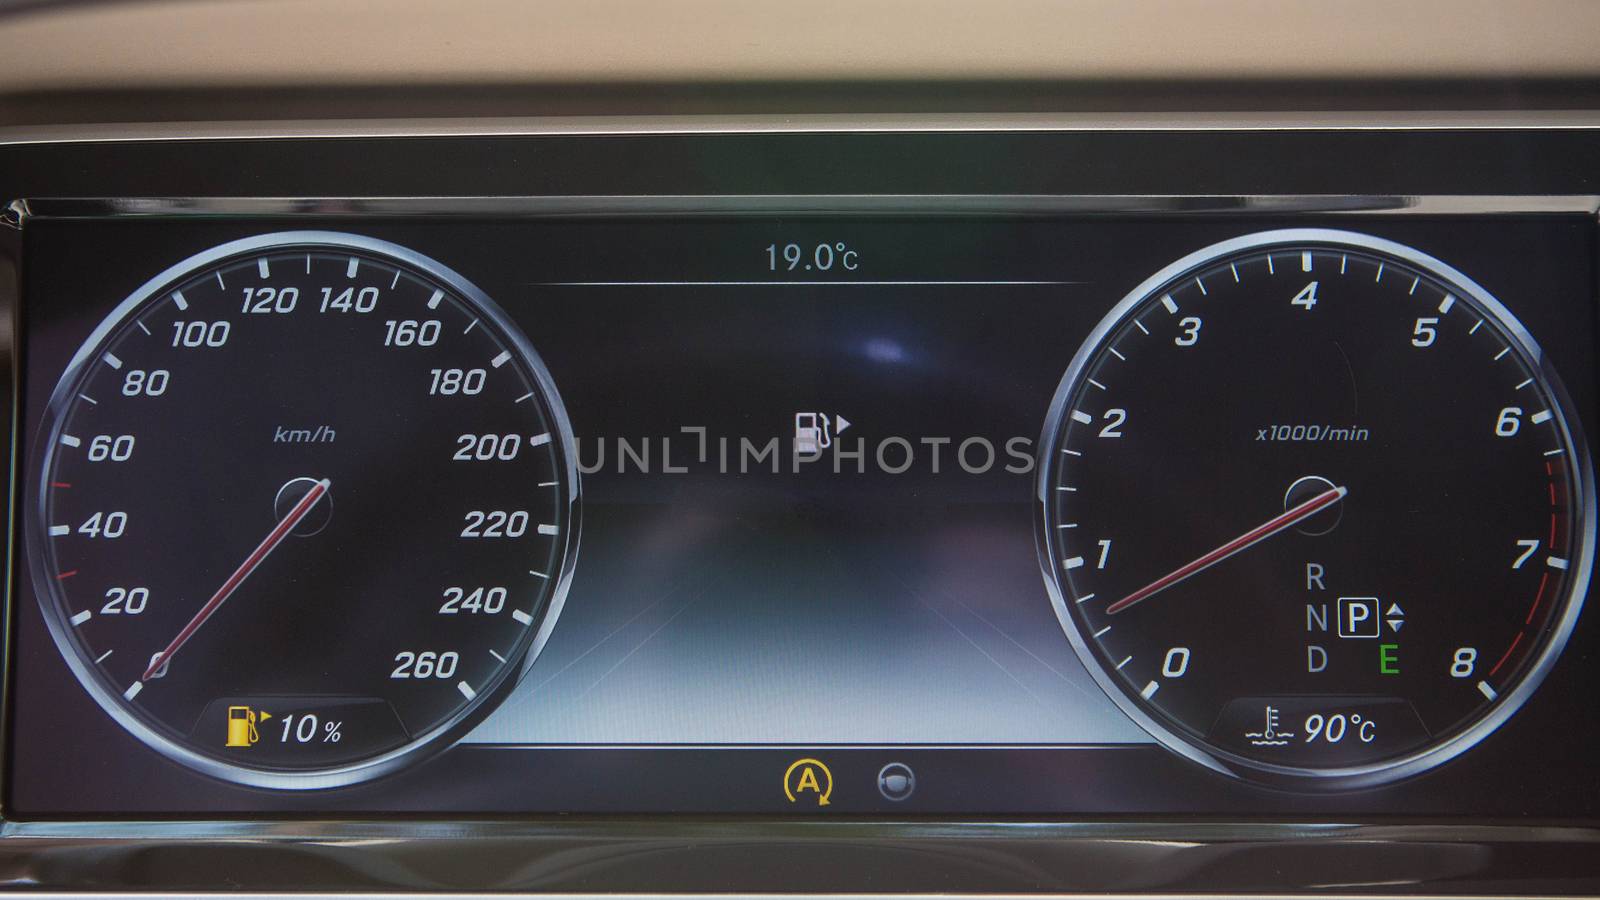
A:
[[7, 214, 1598, 816]]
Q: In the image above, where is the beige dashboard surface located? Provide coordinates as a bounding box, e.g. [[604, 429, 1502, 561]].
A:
[[0, 0, 1597, 91]]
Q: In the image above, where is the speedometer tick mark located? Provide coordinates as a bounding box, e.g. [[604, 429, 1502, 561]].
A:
[[172, 290, 188, 310], [529, 570, 550, 579], [511, 609, 534, 626], [1062, 448, 1082, 457], [49, 525, 69, 536], [463, 319, 480, 335], [427, 289, 443, 309], [1134, 319, 1150, 335], [1470, 319, 1484, 334], [135, 320, 151, 336], [94, 649, 113, 664], [491, 350, 511, 368], [1116, 655, 1132, 670], [1545, 448, 1565, 457], [78, 394, 97, 405], [390, 269, 401, 288], [515, 391, 534, 403], [1494, 347, 1511, 361], [1088, 378, 1107, 390], [1516, 377, 1534, 390], [1340, 254, 1347, 274], [1374, 262, 1384, 281], [1075, 593, 1096, 604], [257, 258, 270, 278], [1195, 277, 1208, 295], [215, 271, 226, 289], [1411, 277, 1421, 296], [529, 432, 552, 447], [102, 352, 122, 370], [346, 257, 359, 278], [457, 681, 477, 700], [489, 649, 507, 663], [538, 524, 560, 535], [1093, 625, 1111, 638], [1140, 681, 1159, 699], [1108, 347, 1126, 361], [1266, 254, 1274, 274], [59, 434, 81, 448], [69, 610, 90, 625], [1230, 263, 1240, 282]]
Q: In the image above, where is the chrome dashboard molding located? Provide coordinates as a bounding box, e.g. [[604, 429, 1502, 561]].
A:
[[12, 194, 1600, 219], [0, 110, 1599, 146]]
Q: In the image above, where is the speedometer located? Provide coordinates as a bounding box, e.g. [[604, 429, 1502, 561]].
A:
[[1038, 229, 1593, 788], [28, 232, 579, 789]]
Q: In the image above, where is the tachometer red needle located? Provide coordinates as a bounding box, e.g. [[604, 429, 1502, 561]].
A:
[[141, 478, 331, 682], [1103, 484, 1346, 616]]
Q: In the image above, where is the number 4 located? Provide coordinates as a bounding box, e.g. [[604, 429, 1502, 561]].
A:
[[1291, 281, 1319, 310]]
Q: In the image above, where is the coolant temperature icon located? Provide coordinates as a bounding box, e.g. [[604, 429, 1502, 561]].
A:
[[225, 705, 271, 748]]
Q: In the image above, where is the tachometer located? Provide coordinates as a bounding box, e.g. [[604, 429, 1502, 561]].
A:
[[1038, 229, 1593, 788], [29, 232, 579, 789]]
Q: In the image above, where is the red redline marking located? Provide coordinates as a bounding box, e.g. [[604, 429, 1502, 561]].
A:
[[1489, 631, 1525, 677], [1550, 512, 1559, 549], [1526, 572, 1550, 626], [49, 482, 72, 489], [55, 570, 78, 580]]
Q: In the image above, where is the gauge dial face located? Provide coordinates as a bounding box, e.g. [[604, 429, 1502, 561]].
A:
[[29, 232, 579, 789], [1038, 229, 1593, 787]]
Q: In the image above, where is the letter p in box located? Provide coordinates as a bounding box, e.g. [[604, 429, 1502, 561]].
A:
[[1337, 597, 1382, 639]]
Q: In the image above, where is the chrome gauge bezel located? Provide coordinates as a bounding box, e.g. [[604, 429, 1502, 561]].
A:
[[25, 231, 583, 790], [1034, 228, 1597, 790]]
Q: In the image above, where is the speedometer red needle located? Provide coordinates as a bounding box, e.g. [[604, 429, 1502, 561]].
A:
[[1103, 484, 1346, 616], [141, 478, 331, 682]]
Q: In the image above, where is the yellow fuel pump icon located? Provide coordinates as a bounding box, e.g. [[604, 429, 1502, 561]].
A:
[[225, 705, 271, 748]]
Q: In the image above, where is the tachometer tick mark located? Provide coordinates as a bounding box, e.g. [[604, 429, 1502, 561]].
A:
[[1108, 347, 1126, 361], [1134, 319, 1150, 335], [1116, 655, 1133, 670], [1093, 625, 1111, 638], [1063, 556, 1086, 569], [1071, 410, 1093, 424], [1493, 347, 1510, 361], [1478, 680, 1499, 701], [1301, 252, 1312, 272], [1547, 556, 1569, 570], [463, 319, 480, 335], [1469, 319, 1484, 334], [1087, 378, 1107, 390], [1161, 294, 1178, 314]]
